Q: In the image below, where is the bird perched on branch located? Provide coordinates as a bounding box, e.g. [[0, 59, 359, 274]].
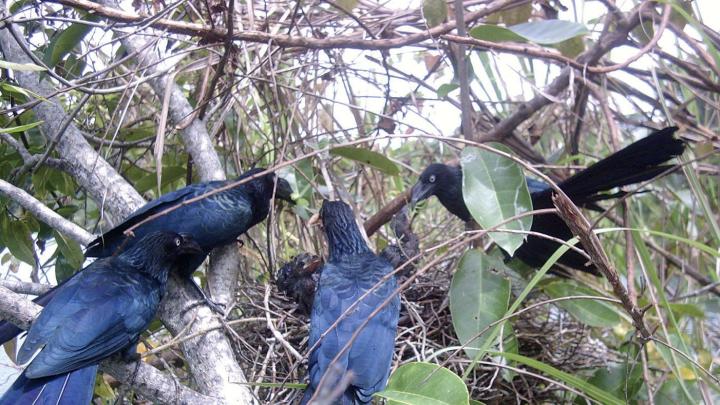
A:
[[0, 168, 293, 343], [410, 126, 685, 275], [301, 200, 400, 404], [0, 232, 202, 405]]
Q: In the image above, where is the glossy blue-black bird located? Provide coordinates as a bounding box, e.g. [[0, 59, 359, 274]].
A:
[[410, 126, 685, 275], [0, 168, 293, 344], [0, 231, 202, 405], [301, 200, 400, 405]]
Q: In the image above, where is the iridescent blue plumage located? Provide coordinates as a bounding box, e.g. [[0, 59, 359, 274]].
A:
[[0, 168, 293, 342], [0, 232, 201, 405], [301, 201, 400, 405]]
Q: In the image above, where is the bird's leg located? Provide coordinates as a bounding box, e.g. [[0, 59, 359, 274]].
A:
[[187, 278, 226, 315], [120, 341, 141, 363]]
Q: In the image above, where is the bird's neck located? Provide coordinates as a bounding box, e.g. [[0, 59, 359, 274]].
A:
[[435, 166, 472, 221], [118, 249, 171, 284], [325, 225, 372, 261]]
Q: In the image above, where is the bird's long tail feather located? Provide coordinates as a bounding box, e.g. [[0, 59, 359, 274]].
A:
[[559, 127, 684, 200], [0, 365, 97, 405]]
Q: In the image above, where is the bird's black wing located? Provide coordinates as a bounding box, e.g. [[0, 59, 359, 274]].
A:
[[17, 261, 161, 378], [85, 181, 223, 257]]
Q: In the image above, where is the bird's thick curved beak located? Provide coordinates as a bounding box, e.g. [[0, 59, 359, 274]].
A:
[[410, 182, 434, 206], [275, 178, 296, 204], [179, 234, 203, 255]]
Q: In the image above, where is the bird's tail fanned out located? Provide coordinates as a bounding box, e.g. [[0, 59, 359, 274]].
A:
[[559, 127, 684, 200], [0, 365, 97, 405]]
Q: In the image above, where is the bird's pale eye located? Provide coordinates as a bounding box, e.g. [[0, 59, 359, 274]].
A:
[[429, 175, 436, 183], [175, 237, 182, 247]]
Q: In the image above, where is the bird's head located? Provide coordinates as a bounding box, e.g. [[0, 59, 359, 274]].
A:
[[410, 163, 457, 206], [122, 231, 203, 278], [273, 176, 295, 204], [240, 168, 296, 204]]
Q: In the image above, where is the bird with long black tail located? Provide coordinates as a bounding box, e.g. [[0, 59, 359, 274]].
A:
[[410, 126, 685, 275], [0, 167, 293, 344], [0, 232, 202, 405], [301, 200, 400, 404]]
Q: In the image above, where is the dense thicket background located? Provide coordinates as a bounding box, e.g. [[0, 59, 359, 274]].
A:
[[0, 0, 719, 404]]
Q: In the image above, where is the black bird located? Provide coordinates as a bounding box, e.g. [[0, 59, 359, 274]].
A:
[[276, 253, 323, 315], [410, 127, 685, 274], [301, 200, 400, 404], [0, 168, 293, 344], [0, 232, 202, 405]]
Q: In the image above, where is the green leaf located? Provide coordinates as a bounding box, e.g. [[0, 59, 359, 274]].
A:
[[460, 145, 533, 255], [422, 0, 447, 28], [53, 230, 84, 270], [378, 362, 469, 405], [485, 3, 532, 25], [436, 83, 459, 98], [469, 25, 526, 43], [0, 60, 46, 72], [334, 0, 358, 12], [43, 18, 96, 69], [450, 250, 510, 359], [508, 20, 589, 45], [542, 280, 621, 328], [585, 364, 643, 402], [54, 249, 76, 283], [655, 377, 701, 405], [1, 121, 44, 134], [554, 36, 585, 58], [330, 146, 400, 175], [491, 352, 625, 405], [1, 218, 35, 266], [135, 166, 186, 194]]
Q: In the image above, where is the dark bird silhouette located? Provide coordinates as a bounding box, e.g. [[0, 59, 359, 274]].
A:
[[0, 232, 202, 405], [410, 127, 685, 274], [276, 253, 323, 315], [301, 200, 400, 405], [0, 168, 293, 344]]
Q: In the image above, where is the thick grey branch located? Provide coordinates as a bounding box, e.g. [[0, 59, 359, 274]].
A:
[[0, 179, 94, 245], [0, 279, 53, 296]]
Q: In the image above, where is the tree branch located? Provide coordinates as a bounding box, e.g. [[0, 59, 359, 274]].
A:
[[0, 179, 94, 245], [552, 192, 651, 340]]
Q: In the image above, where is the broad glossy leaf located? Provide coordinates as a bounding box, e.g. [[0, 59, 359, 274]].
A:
[[584, 364, 643, 402], [450, 250, 510, 359], [437, 83, 459, 98], [655, 377, 701, 405], [509, 20, 589, 45], [422, 0, 447, 28], [542, 280, 621, 327], [461, 145, 532, 255], [44, 18, 96, 68], [53, 230, 84, 270], [378, 362, 469, 405], [469, 25, 525, 43], [485, 3, 532, 25], [0, 218, 35, 266], [330, 146, 399, 175]]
